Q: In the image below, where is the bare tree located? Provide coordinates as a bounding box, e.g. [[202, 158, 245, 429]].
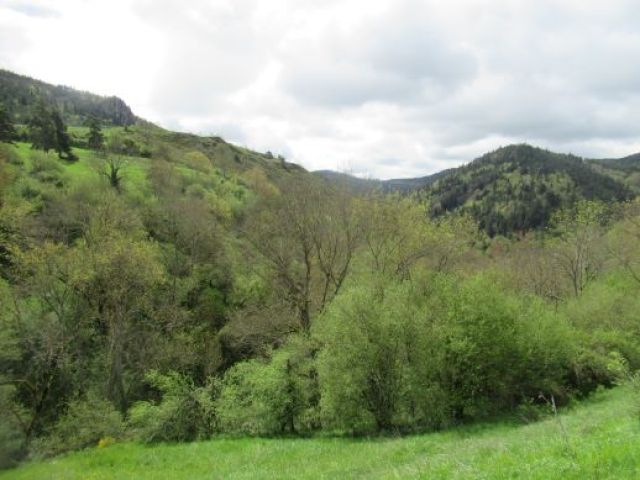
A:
[[245, 178, 361, 333]]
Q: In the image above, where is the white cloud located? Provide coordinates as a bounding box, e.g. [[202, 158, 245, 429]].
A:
[[1, 0, 640, 178]]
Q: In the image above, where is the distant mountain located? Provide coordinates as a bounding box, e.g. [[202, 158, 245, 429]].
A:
[[0, 69, 136, 126], [424, 144, 633, 236], [382, 168, 455, 192], [313, 168, 454, 193], [314, 145, 636, 237], [313, 170, 381, 191]]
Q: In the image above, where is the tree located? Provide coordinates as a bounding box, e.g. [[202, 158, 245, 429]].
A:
[[51, 109, 75, 160], [86, 116, 104, 151], [608, 199, 640, 285], [27, 98, 75, 160], [99, 132, 130, 192], [27, 98, 57, 154], [359, 194, 476, 279], [245, 178, 361, 333], [550, 200, 609, 297], [0, 104, 17, 143]]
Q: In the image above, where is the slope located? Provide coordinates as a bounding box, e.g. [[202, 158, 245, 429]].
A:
[[2, 386, 637, 479], [0, 69, 136, 126], [425, 144, 633, 236]]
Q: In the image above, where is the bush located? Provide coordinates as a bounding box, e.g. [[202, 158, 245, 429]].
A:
[[0, 385, 26, 468], [315, 274, 578, 433], [29, 151, 65, 187], [0, 144, 22, 165], [316, 279, 449, 433], [216, 336, 319, 435], [128, 371, 216, 443], [29, 393, 123, 458]]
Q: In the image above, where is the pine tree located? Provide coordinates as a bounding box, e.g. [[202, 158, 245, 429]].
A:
[[86, 116, 104, 151], [52, 109, 75, 160], [27, 97, 57, 153], [27, 97, 76, 160]]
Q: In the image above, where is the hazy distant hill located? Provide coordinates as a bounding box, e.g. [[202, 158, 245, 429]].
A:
[[312, 170, 382, 191], [313, 168, 453, 192], [0, 69, 136, 126], [382, 168, 455, 192]]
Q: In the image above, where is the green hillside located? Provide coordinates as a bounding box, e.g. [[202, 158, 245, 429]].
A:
[[0, 69, 136, 126], [2, 386, 638, 479], [425, 144, 633, 236], [2, 70, 640, 479]]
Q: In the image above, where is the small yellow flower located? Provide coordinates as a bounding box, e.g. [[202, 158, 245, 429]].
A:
[[97, 437, 116, 448]]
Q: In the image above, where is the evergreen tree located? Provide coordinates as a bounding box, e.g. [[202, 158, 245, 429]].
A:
[[52, 109, 75, 160], [0, 103, 17, 143], [86, 116, 104, 151], [27, 97, 57, 153], [27, 97, 75, 160]]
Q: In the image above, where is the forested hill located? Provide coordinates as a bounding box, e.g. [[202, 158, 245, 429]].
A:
[[0, 69, 136, 126], [425, 144, 634, 236]]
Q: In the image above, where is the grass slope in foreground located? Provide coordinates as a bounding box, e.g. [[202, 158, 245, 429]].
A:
[[2, 386, 638, 480]]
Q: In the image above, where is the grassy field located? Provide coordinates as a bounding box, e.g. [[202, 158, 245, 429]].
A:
[[1, 386, 637, 479]]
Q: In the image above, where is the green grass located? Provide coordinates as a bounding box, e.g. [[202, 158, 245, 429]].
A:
[[8, 142, 151, 193], [2, 386, 638, 479]]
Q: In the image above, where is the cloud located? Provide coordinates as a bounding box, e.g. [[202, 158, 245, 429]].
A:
[[4, 0, 60, 18], [3, 0, 640, 178]]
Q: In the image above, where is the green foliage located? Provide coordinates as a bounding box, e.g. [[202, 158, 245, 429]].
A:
[[1, 69, 640, 470], [26, 98, 76, 160], [0, 103, 16, 143], [316, 274, 577, 433], [85, 117, 104, 151], [30, 394, 123, 458], [428, 144, 631, 236], [129, 371, 216, 443], [216, 337, 319, 435], [0, 69, 135, 126]]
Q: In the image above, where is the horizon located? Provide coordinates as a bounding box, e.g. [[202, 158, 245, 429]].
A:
[[2, 1, 640, 179]]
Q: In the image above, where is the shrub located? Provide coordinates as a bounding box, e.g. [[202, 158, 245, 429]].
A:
[[128, 371, 216, 443], [29, 393, 123, 458], [316, 279, 449, 433], [315, 274, 578, 433], [29, 151, 65, 187], [216, 336, 319, 435], [0, 385, 26, 468], [0, 144, 22, 165]]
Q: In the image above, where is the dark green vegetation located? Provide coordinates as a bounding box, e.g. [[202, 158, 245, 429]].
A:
[[1, 71, 640, 477], [2, 386, 638, 479], [0, 69, 135, 126], [321, 144, 640, 236], [426, 145, 633, 236]]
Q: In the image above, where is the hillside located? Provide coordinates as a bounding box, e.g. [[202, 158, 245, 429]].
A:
[[317, 144, 636, 236], [2, 70, 640, 478], [424, 144, 633, 236], [0, 69, 136, 126], [383, 168, 455, 192], [313, 168, 452, 193], [589, 153, 640, 193], [2, 386, 637, 479]]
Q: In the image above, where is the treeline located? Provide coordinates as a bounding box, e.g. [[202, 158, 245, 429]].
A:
[[0, 69, 135, 126], [1, 120, 640, 467]]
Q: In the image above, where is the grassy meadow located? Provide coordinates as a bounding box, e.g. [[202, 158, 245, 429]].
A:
[[2, 386, 638, 480]]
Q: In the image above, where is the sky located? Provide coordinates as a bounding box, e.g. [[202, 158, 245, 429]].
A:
[[2, 0, 640, 179]]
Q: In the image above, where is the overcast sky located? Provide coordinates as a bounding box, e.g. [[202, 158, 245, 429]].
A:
[[2, 0, 640, 178]]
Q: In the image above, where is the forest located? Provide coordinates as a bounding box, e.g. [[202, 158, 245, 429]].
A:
[[1, 75, 640, 472]]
